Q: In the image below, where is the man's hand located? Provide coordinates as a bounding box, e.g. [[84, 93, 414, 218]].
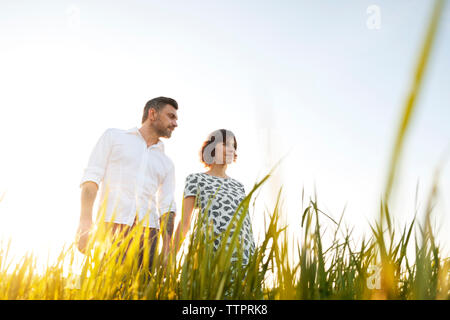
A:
[[76, 219, 92, 254]]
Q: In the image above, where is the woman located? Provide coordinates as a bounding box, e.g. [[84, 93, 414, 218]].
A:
[[173, 129, 255, 265]]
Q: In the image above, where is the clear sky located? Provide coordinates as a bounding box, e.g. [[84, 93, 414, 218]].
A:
[[0, 0, 449, 266]]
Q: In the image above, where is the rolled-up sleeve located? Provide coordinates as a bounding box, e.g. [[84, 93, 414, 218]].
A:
[[80, 129, 113, 188], [157, 162, 177, 216]]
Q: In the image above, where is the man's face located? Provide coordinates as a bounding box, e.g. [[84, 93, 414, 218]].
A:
[[151, 104, 178, 138]]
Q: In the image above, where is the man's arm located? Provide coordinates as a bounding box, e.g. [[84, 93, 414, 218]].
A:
[[77, 181, 98, 254], [157, 161, 177, 260], [77, 129, 112, 254]]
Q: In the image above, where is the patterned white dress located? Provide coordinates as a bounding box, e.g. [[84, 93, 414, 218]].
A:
[[183, 172, 256, 264]]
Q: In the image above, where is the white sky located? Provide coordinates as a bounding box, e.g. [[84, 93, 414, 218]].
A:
[[0, 0, 449, 267]]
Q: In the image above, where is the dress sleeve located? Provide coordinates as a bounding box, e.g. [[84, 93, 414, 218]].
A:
[[240, 182, 246, 195], [183, 173, 200, 198]]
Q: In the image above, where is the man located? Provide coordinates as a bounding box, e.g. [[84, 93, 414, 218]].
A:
[[76, 96, 178, 268]]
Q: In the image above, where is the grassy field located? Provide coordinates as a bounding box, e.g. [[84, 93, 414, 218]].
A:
[[0, 0, 448, 300], [0, 173, 448, 300]]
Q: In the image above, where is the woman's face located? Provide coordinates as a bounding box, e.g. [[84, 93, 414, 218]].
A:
[[214, 138, 236, 165]]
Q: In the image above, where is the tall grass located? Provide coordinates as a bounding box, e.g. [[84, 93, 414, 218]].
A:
[[0, 163, 449, 300], [0, 0, 448, 300], [0, 173, 448, 300], [377, 0, 446, 299]]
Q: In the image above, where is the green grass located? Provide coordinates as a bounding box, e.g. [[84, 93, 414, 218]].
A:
[[0, 0, 448, 300], [0, 167, 448, 300]]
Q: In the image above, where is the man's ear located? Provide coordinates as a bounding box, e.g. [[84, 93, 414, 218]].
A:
[[149, 108, 158, 121]]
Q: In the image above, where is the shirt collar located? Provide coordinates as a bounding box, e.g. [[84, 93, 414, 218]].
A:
[[126, 127, 165, 151], [125, 127, 139, 134]]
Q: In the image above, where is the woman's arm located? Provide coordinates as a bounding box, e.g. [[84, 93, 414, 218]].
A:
[[173, 196, 195, 253]]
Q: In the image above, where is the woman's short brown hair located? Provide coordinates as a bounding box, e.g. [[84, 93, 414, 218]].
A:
[[200, 129, 237, 167]]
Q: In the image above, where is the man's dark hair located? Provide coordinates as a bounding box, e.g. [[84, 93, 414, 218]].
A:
[[142, 97, 178, 124]]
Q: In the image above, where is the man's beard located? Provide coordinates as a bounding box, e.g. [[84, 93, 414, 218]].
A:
[[152, 121, 172, 138], [162, 128, 172, 138]]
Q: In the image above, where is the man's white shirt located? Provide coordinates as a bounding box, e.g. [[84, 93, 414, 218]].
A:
[[80, 127, 176, 228]]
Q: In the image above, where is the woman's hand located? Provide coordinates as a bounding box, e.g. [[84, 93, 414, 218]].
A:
[[172, 196, 195, 253]]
